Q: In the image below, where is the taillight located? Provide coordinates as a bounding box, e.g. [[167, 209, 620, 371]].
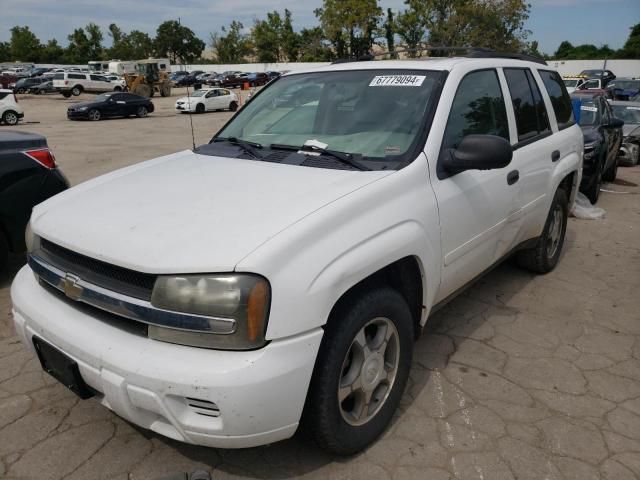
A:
[[64, 80, 69, 85], [24, 148, 57, 169]]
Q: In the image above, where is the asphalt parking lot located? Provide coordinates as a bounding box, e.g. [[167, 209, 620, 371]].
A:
[[1, 90, 640, 480]]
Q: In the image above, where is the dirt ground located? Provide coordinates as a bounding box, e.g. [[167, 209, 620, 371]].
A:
[[1, 90, 640, 480]]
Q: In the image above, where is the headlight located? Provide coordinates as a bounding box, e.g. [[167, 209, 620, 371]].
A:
[[149, 274, 270, 350], [78, 106, 88, 111], [25, 221, 35, 253], [583, 141, 600, 161]]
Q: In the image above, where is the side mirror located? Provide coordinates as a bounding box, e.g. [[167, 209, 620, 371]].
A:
[[442, 135, 513, 175], [606, 117, 624, 129]]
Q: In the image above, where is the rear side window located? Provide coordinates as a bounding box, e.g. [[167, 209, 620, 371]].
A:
[[441, 69, 509, 151], [54, 73, 64, 80], [504, 68, 551, 143], [539, 70, 575, 129], [0, 92, 8, 100], [68, 73, 86, 80]]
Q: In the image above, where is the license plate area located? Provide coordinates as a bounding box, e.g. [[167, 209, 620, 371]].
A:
[[33, 337, 95, 399]]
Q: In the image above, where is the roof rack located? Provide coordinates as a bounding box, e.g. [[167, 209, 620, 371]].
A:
[[332, 46, 547, 66]]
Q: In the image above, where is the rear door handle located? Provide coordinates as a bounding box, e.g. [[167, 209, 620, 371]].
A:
[[507, 170, 519, 185], [551, 150, 561, 162]]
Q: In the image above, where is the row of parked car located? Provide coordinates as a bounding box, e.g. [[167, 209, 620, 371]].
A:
[[170, 70, 281, 88]]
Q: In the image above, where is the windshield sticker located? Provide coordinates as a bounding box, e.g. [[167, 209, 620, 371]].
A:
[[581, 106, 598, 112], [627, 106, 640, 110], [369, 75, 426, 87], [384, 146, 401, 154]]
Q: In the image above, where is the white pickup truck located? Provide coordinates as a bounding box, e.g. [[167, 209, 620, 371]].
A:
[[13, 55, 582, 454]]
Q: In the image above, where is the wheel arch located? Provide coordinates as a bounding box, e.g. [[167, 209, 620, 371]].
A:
[[325, 256, 425, 339]]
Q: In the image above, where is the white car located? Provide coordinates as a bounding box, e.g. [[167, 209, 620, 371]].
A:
[[563, 76, 603, 94], [13, 56, 582, 454], [175, 88, 238, 113], [53, 72, 124, 97], [0, 89, 24, 125]]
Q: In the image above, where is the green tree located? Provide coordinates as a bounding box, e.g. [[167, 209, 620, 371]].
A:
[[253, 12, 283, 62], [395, 6, 425, 57], [65, 28, 91, 63], [108, 23, 128, 58], [619, 23, 640, 59], [85, 23, 105, 59], [282, 10, 300, 61], [9, 26, 42, 62], [298, 27, 334, 61], [40, 39, 65, 63], [554, 41, 574, 59], [0, 42, 10, 62], [315, 0, 382, 59], [128, 31, 154, 59], [155, 20, 205, 64], [384, 8, 397, 58], [210, 20, 252, 63]]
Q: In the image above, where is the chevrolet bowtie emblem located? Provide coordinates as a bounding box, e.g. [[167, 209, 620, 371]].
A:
[[63, 273, 83, 301]]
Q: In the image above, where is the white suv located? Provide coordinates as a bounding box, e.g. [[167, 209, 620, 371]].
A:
[[0, 89, 24, 125], [12, 56, 582, 454], [52, 72, 124, 97]]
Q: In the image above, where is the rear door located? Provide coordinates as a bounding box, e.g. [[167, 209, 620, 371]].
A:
[[501, 67, 556, 239], [430, 68, 521, 299]]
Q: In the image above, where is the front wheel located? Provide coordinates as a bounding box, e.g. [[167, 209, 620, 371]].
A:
[[304, 287, 414, 455], [516, 188, 568, 274], [585, 159, 603, 204], [195, 103, 205, 114], [2, 110, 19, 126], [229, 101, 238, 112], [88, 109, 101, 121]]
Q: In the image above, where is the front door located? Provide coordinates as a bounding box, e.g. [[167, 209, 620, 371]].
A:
[[431, 69, 521, 300]]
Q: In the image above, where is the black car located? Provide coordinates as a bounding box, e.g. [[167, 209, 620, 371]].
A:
[[27, 67, 51, 78], [579, 69, 616, 88], [571, 92, 624, 203], [67, 92, 154, 121], [13, 77, 45, 94], [175, 71, 204, 87], [29, 80, 55, 95], [0, 131, 69, 270]]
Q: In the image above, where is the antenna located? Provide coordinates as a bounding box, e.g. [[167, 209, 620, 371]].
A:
[[185, 77, 196, 151]]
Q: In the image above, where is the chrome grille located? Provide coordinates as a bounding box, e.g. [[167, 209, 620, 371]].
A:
[[39, 238, 156, 300]]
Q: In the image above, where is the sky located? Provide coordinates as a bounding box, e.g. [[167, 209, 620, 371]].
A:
[[0, 0, 638, 56]]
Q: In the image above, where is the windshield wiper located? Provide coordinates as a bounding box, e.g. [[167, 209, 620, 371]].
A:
[[270, 143, 371, 171], [213, 137, 263, 159]]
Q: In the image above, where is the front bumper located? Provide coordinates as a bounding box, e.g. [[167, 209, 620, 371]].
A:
[[11, 266, 323, 448], [67, 110, 89, 120]]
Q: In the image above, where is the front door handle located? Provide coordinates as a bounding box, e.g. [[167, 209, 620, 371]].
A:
[[507, 170, 519, 185], [551, 150, 561, 162]]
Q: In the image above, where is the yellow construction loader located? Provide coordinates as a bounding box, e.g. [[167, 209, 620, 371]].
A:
[[124, 59, 171, 98]]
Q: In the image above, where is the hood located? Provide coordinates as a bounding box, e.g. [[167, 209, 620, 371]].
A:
[[175, 96, 196, 104], [623, 124, 640, 138], [31, 150, 391, 274], [68, 100, 103, 110]]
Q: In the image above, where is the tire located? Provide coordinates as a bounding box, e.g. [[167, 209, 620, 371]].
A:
[[71, 86, 82, 96], [113, 86, 122, 92], [195, 103, 205, 114], [585, 156, 603, 204], [88, 109, 101, 121], [149, 89, 154, 98], [133, 84, 151, 98], [160, 85, 171, 97], [229, 101, 238, 112], [2, 110, 19, 126], [136, 106, 148, 118], [603, 156, 618, 182], [62, 92, 72, 98], [17, 88, 25, 94], [516, 188, 568, 274], [0, 232, 8, 272], [304, 286, 414, 455]]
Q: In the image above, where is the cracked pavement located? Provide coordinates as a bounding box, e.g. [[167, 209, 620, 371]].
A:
[[1, 94, 640, 479]]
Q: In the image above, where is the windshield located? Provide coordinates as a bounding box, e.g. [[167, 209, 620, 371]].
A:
[[578, 101, 598, 126], [609, 81, 640, 90], [611, 105, 640, 124], [564, 79, 579, 88], [216, 69, 441, 163]]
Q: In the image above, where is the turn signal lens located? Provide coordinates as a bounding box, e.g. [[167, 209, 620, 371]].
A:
[[24, 148, 57, 169], [247, 279, 269, 342]]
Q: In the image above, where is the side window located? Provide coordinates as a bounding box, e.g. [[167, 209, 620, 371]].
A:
[[583, 79, 599, 89], [0, 92, 8, 100], [539, 70, 575, 130], [441, 69, 509, 151], [220, 89, 230, 96], [504, 68, 550, 143], [205, 90, 216, 98], [90, 75, 102, 81]]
